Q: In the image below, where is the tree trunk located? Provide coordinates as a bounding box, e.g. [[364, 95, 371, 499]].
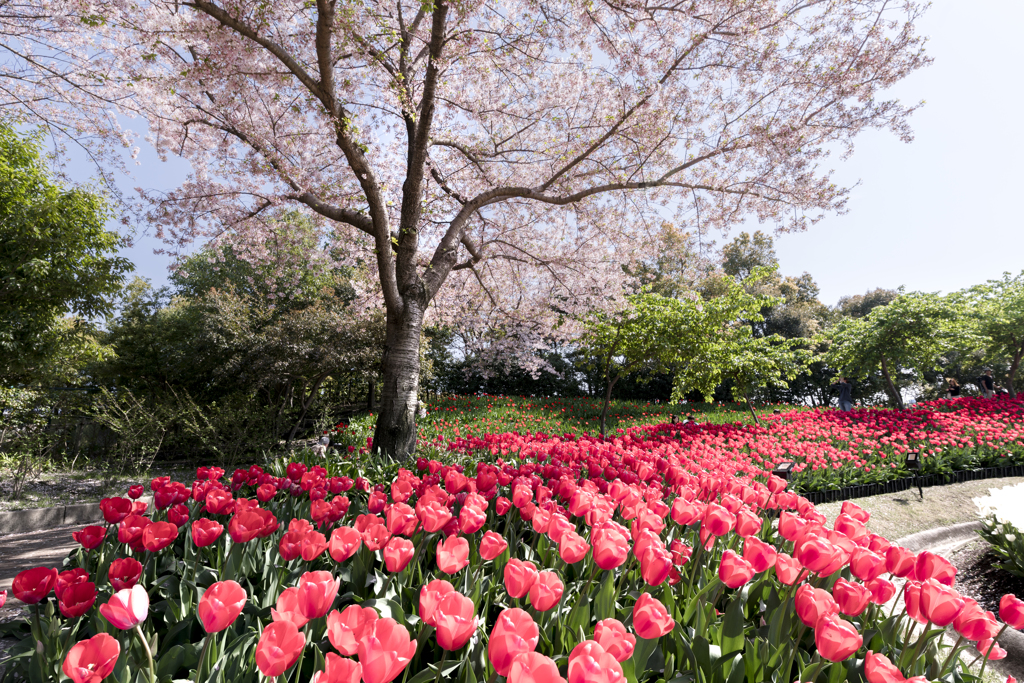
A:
[[1008, 341, 1023, 399], [600, 375, 620, 438], [367, 379, 376, 412], [372, 301, 425, 460], [879, 357, 904, 410], [745, 391, 760, 426]]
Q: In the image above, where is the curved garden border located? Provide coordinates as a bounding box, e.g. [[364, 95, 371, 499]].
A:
[[798, 465, 1024, 505]]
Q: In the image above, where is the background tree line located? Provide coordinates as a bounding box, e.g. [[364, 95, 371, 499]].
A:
[[3, 121, 1022, 478]]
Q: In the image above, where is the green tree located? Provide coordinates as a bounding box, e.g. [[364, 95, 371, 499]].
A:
[[969, 272, 1024, 397], [824, 292, 976, 409], [0, 122, 131, 383]]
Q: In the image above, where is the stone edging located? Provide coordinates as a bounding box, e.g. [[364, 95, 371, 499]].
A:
[[0, 496, 153, 535]]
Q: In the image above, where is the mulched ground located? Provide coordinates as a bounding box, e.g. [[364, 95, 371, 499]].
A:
[[951, 538, 1024, 613]]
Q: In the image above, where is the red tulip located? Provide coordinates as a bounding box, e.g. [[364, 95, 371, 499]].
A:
[[100, 497, 132, 524], [814, 614, 862, 662], [117, 514, 152, 549], [416, 499, 453, 533], [742, 537, 777, 573], [866, 578, 897, 605], [12, 566, 58, 604], [904, 582, 927, 624], [840, 501, 870, 524], [592, 526, 630, 570], [297, 570, 340, 620], [734, 508, 762, 537], [279, 530, 304, 561], [919, 578, 964, 626], [311, 653, 362, 683], [63, 633, 120, 683], [99, 585, 149, 629], [718, 550, 754, 589], [480, 531, 509, 560], [167, 504, 190, 527], [702, 503, 735, 537], [73, 526, 106, 551], [1000, 594, 1024, 629], [329, 526, 362, 562], [567, 641, 623, 683], [419, 579, 456, 627], [257, 484, 278, 502], [774, 553, 807, 585], [593, 618, 635, 662], [191, 519, 224, 548], [383, 537, 415, 572], [954, 599, 1000, 642], [56, 569, 90, 601], [255, 620, 305, 677], [361, 522, 392, 551], [141, 521, 178, 552], [528, 571, 564, 612], [0, 590, 6, 609], [795, 584, 839, 628], [508, 652, 566, 683], [504, 559, 540, 599], [272, 587, 309, 629], [885, 546, 916, 578], [434, 591, 476, 650], [976, 638, 1007, 660], [916, 551, 956, 586], [795, 536, 838, 574], [197, 580, 247, 633], [489, 608, 540, 676], [387, 503, 418, 537], [864, 651, 903, 683], [436, 536, 470, 574], [849, 547, 887, 582], [59, 582, 97, 619], [357, 617, 417, 683], [459, 505, 487, 534], [228, 509, 268, 543], [327, 604, 379, 655], [632, 592, 674, 639], [205, 488, 235, 515], [128, 485, 145, 499], [108, 558, 143, 591], [300, 530, 328, 561], [832, 578, 870, 617]]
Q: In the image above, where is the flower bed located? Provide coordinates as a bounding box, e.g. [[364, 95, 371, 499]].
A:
[[2, 437, 1024, 683], [443, 396, 1024, 494]]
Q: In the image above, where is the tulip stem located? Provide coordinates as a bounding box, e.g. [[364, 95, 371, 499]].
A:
[[887, 582, 908, 619], [902, 619, 932, 673], [194, 633, 214, 683], [433, 650, 449, 683], [134, 625, 157, 683], [781, 622, 808, 683], [32, 604, 46, 683], [802, 656, 827, 683], [977, 623, 1008, 680], [939, 634, 965, 676]]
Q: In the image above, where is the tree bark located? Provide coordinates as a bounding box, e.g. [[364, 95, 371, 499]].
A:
[[372, 300, 425, 459], [744, 391, 760, 426], [600, 374, 620, 438], [879, 356, 904, 410], [367, 379, 376, 412], [1008, 340, 1024, 399]]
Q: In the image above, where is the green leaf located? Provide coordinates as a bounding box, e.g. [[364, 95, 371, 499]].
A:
[[595, 571, 617, 621]]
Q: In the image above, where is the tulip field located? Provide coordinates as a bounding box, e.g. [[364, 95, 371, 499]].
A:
[[3, 397, 1024, 683]]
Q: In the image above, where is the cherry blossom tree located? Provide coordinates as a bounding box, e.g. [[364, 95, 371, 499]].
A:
[[38, 0, 929, 458]]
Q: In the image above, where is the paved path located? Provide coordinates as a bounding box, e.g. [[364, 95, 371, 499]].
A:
[[0, 524, 79, 618]]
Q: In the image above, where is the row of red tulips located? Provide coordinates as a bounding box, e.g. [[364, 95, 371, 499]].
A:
[[0, 433, 1020, 683]]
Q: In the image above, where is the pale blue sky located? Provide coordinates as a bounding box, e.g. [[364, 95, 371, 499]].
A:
[[110, 0, 1023, 306]]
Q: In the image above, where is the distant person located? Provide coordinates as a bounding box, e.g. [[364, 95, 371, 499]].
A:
[[946, 378, 961, 398], [670, 414, 679, 424], [832, 377, 853, 411], [981, 369, 996, 398]]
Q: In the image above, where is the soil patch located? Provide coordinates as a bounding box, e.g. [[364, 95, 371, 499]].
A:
[[950, 538, 1024, 613]]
